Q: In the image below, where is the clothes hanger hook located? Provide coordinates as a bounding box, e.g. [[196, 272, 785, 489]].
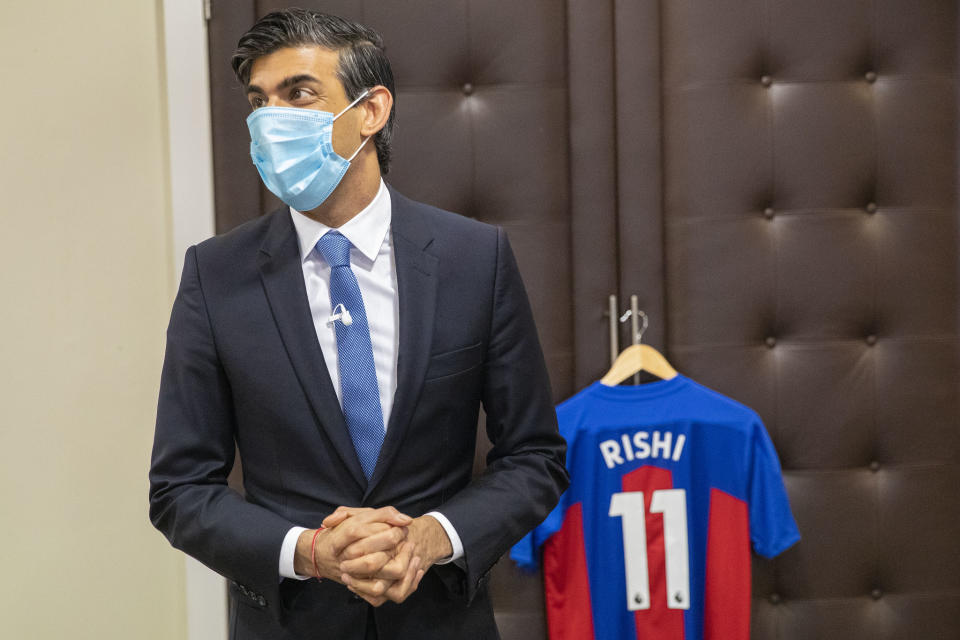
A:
[[635, 311, 648, 345], [617, 308, 649, 345]]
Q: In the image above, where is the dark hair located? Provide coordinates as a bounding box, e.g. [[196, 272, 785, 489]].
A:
[[232, 9, 396, 174]]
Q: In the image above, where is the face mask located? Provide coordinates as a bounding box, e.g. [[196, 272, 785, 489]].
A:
[[246, 90, 371, 211]]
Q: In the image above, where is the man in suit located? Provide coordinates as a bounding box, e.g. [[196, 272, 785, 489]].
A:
[[149, 9, 568, 639]]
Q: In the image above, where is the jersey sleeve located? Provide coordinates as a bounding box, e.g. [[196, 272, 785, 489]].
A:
[[748, 419, 801, 558]]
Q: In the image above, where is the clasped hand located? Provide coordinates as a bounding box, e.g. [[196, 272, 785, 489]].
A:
[[305, 506, 451, 607]]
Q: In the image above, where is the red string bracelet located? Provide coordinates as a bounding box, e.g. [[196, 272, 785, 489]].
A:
[[311, 526, 326, 581]]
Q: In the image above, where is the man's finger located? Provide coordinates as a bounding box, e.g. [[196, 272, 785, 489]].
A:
[[342, 572, 393, 600], [384, 554, 422, 604], [339, 550, 394, 578], [338, 523, 407, 560], [323, 505, 413, 531], [343, 539, 414, 581], [322, 506, 369, 529], [378, 506, 414, 526], [328, 520, 392, 555]]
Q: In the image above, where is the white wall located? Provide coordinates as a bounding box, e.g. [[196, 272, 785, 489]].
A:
[[0, 1, 187, 637]]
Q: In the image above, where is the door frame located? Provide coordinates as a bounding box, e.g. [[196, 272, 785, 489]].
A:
[[160, 1, 224, 639]]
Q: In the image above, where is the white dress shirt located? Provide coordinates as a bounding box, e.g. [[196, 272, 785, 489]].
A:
[[278, 179, 463, 579]]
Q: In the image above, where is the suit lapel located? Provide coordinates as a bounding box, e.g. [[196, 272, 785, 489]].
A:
[[365, 188, 438, 497], [257, 210, 367, 491]]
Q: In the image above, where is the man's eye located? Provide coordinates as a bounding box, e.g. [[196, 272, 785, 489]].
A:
[[249, 96, 265, 109], [291, 88, 311, 101]]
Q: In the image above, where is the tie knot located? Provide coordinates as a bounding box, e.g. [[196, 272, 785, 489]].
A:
[[315, 231, 352, 268]]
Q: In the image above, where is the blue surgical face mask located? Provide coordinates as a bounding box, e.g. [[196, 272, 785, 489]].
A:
[[246, 90, 371, 211]]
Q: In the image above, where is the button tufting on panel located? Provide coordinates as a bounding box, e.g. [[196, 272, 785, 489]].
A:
[[866, 334, 877, 346], [865, 71, 877, 83], [865, 202, 878, 214], [763, 207, 775, 220], [769, 593, 781, 605], [765, 336, 777, 348], [869, 460, 881, 472], [461, 82, 474, 96], [871, 588, 883, 600], [760, 75, 773, 87]]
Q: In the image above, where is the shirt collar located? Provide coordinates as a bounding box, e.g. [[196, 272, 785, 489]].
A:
[[289, 178, 391, 263]]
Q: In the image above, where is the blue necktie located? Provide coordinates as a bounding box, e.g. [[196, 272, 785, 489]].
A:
[[315, 231, 385, 480]]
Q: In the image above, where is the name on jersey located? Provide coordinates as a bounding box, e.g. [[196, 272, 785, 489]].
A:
[[599, 430, 686, 469]]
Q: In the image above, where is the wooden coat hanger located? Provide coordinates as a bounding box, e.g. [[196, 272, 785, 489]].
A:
[[600, 309, 678, 386]]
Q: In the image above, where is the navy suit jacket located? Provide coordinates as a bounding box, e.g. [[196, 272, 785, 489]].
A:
[[149, 187, 568, 639]]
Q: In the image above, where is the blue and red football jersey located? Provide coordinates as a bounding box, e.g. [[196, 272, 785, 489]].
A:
[[511, 375, 800, 640]]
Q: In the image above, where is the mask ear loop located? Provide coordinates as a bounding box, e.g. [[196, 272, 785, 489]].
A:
[[346, 135, 372, 162], [333, 89, 371, 120], [333, 88, 374, 162]]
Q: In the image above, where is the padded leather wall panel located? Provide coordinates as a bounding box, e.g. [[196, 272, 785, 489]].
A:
[[613, 0, 667, 352], [657, 1, 960, 638], [567, 0, 620, 390], [208, 1, 960, 637]]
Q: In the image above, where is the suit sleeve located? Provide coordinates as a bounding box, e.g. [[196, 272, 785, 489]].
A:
[[148, 245, 295, 618], [435, 227, 570, 602]]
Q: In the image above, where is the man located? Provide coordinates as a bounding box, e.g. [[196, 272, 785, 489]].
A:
[[149, 9, 568, 640]]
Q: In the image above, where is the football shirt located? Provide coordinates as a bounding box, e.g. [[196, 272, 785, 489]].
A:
[[511, 375, 799, 640]]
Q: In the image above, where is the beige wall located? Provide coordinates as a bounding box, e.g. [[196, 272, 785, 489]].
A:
[[0, 1, 186, 638]]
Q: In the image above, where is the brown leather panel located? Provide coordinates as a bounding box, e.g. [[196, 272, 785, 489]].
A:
[[875, 342, 960, 465], [469, 87, 569, 224], [776, 214, 875, 338], [664, 86, 772, 220], [614, 0, 666, 350], [567, 0, 619, 388], [772, 84, 876, 210], [875, 211, 958, 335], [388, 90, 474, 213], [776, 471, 878, 598], [877, 0, 958, 74], [667, 217, 776, 346], [368, 1, 471, 88], [775, 345, 874, 470], [207, 0, 259, 230], [878, 465, 960, 591], [467, 0, 567, 86], [662, 0, 766, 86], [768, 0, 873, 81], [207, 1, 960, 637], [774, 598, 887, 640], [876, 79, 957, 208], [658, 1, 959, 634]]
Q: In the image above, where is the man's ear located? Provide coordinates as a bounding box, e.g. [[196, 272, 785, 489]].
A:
[[359, 86, 393, 137]]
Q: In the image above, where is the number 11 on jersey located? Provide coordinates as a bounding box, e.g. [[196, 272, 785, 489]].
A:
[[609, 489, 691, 612]]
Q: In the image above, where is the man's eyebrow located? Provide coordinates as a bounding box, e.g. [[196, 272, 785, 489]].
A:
[[247, 74, 323, 95], [279, 74, 322, 90]]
